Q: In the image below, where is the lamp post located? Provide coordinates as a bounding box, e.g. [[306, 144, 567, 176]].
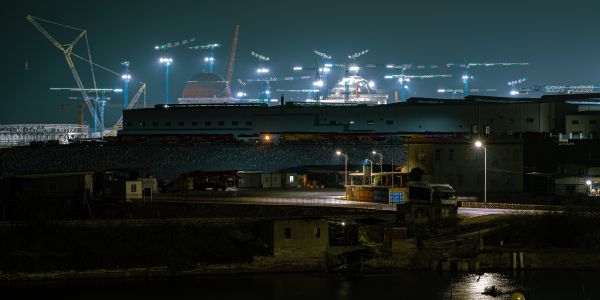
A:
[[372, 150, 383, 173], [586, 179, 593, 196], [336, 150, 348, 187], [365, 158, 374, 185], [159, 57, 173, 104], [475, 140, 487, 203]]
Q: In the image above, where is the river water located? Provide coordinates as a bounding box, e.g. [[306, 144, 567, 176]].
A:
[[1, 271, 598, 299]]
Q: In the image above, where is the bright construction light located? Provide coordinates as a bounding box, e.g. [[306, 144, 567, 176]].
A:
[[586, 180, 593, 186], [264, 135, 271, 141], [368, 81, 375, 88], [257, 68, 270, 74], [154, 45, 159, 50], [293, 66, 303, 71], [236, 91, 247, 97], [437, 89, 446, 93], [386, 64, 394, 69], [113, 89, 123, 93], [510, 90, 519, 96], [336, 150, 342, 155], [349, 66, 360, 72], [313, 80, 324, 87], [384, 75, 393, 79], [324, 63, 333, 68], [322, 67, 331, 73], [159, 57, 173, 65], [475, 141, 483, 148], [121, 74, 131, 80], [265, 90, 271, 95], [462, 75, 469, 80], [372, 150, 377, 155]]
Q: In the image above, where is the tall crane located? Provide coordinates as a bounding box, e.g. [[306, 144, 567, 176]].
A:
[[446, 62, 529, 96], [154, 37, 198, 104], [188, 43, 221, 73], [26, 15, 102, 133], [50, 88, 122, 135], [224, 25, 240, 99], [121, 61, 131, 107], [384, 72, 453, 101], [251, 51, 272, 103], [109, 82, 147, 136]]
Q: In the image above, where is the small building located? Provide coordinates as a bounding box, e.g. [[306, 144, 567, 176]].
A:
[[260, 173, 282, 188], [554, 164, 600, 198], [103, 180, 143, 202], [12, 171, 94, 202], [259, 219, 329, 259]]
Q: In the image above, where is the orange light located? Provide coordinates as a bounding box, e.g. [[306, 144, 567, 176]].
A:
[[264, 135, 271, 141]]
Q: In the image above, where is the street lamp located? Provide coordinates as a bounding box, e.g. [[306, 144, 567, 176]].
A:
[[365, 158, 374, 185], [159, 57, 173, 104], [475, 140, 487, 203], [336, 150, 349, 187], [372, 150, 383, 173]]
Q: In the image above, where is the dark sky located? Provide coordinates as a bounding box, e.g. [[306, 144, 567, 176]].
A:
[[3, 0, 600, 125]]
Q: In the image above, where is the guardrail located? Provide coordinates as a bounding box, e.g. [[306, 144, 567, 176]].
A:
[[458, 201, 563, 211], [153, 195, 397, 211]]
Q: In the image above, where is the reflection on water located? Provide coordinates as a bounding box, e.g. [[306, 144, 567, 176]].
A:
[[1, 271, 599, 299]]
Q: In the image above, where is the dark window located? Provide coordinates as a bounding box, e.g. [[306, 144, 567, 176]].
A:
[[126, 122, 133, 127], [471, 124, 478, 134], [131, 184, 137, 193], [205, 121, 211, 126], [246, 121, 253, 126], [386, 120, 393, 125], [48, 184, 57, 192], [165, 122, 171, 127], [284, 228, 291, 239], [191, 122, 198, 126], [417, 150, 426, 161], [590, 120, 597, 125], [449, 149, 454, 161], [435, 149, 442, 161], [526, 118, 534, 123], [367, 120, 375, 125], [218, 121, 225, 126], [152, 122, 159, 127], [484, 125, 491, 135], [329, 120, 336, 125], [571, 120, 579, 125], [232, 121, 238, 126], [139, 122, 146, 127], [487, 118, 494, 124], [178, 122, 185, 126], [315, 227, 321, 238]]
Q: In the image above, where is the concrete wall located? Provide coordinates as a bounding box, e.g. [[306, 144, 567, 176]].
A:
[[271, 219, 329, 258], [406, 137, 524, 193]]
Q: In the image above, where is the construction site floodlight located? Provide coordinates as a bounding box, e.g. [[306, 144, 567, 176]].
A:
[[322, 67, 331, 73], [121, 74, 131, 80], [113, 89, 123, 93], [293, 66, 303, 71], [349, 66, 360, 72], [368, 81, 375, 88], [475, 141, 483, 148], [159, 57, 173, 65], [313, 80, 324, 87], [324, 63, 333, 68]]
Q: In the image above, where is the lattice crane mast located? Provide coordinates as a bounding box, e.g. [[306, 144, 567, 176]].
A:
[[26, 15, 102, 134], [384, 71, 453, 101]]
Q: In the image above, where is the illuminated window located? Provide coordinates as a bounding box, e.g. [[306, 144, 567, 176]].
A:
[[417, 150, 426, 161], [284, 228, 291, 239], [289, 175, 294, 183]]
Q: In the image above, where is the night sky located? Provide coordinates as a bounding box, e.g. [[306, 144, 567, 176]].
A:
[[3, 0, 600, 125]]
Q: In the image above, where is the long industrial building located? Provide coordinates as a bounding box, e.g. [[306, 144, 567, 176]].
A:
[[119, 95, 597, 138]]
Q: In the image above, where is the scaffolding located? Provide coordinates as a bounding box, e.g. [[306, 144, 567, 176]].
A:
[[0, 124, 90, 148]]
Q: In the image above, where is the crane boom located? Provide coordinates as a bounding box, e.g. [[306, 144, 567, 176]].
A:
[[26, 15, 101, 132], [110, 83, 146, 136], [224, 25, 240, 98]]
